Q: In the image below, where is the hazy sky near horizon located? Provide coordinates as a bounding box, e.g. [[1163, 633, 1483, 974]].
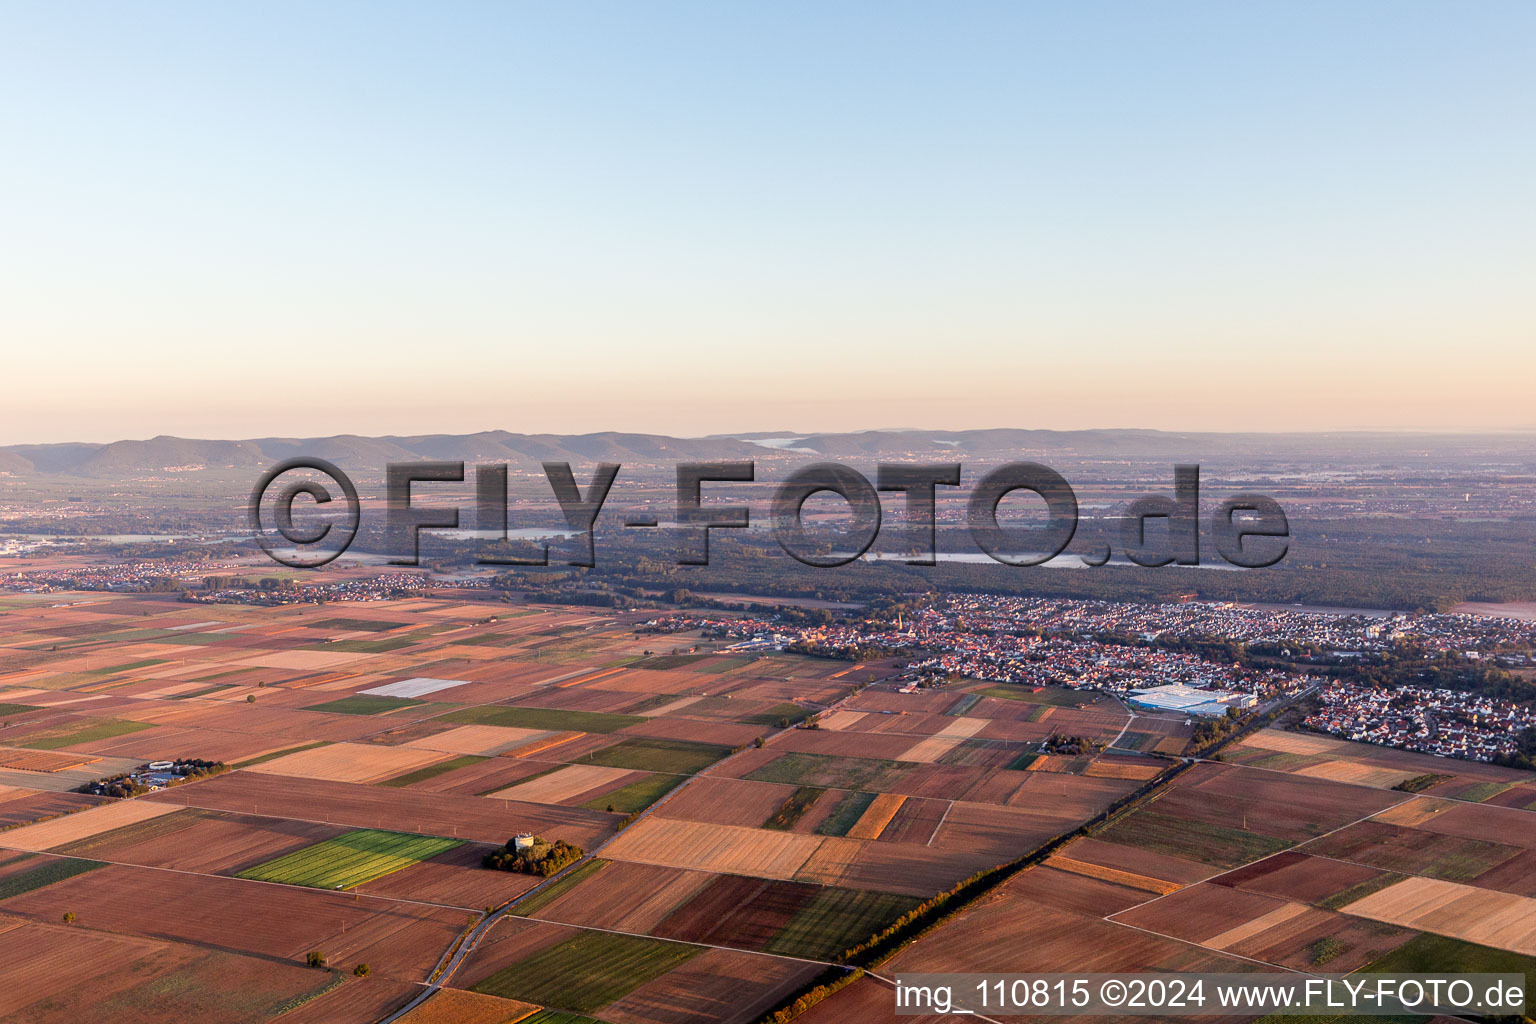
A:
[[2, 2, 1533, 444]]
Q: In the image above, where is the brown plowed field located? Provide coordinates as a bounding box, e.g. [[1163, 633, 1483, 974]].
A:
[[877, 796, 948, 844], [653, 874, 796, 947], [489, 764, 635, 804], [793, 976, 953, 1024], [2, 863, 470, 981], [799, 840, 998, 897], [450, 916, 582, 990], [604, 946, 823, 1024], [1342, 876, 1536, 955], [354, 841, 543, 907], [0, 749, 98, 772], [0, 798, 180, 852], [0, 789, 106, 829], [1046, 855, 1182, 895], [618, 716, 761, 747], [1006, 864, 1155, 916], [0, 920, 168, 1020], [1238, 909, 1413, 973], [50, 807, 343, 875], [34, 723, 278, 763], [1468, 848, 1536, 897], [1060, 837, 1219, 887], [244, 742, 450, 784], [656, 776, 796, 828], [775, 729, 923, 761], [1143, 762, 1402, 842], [1213, 851, 1390, 904], [0, 920, 340, 1024], [528, 861, 712, 933], [952, 769, 1028, 805], [603, 818, 822, 879], [143, 770, 615, 847], [1398, 799, 1536, 848], [402, 724, 550, 756], [929, 802, 1070, 858], [1302, 820, 1524, 881], [878, 763, 981, 801], [1484, 783, 1536, 810], [282, 977, 424, 1024], [395, 987, 538, 1024], [1113, 882, 1294, 945], [411, 756, 561, 796], [846, 792, 907, 840], [894, 900, 1238, 975], [1003, 772, 1137, 817], [1084, 759, 1162, 781]]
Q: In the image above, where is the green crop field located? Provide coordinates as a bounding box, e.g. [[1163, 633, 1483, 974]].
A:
[[815, 791, 876, 836], [945, 693, 981, 716], [517, 1011, 602, 1024], [440, 704, 644, 734], [22, 718, 154, 751], [696, 656, 754, 674], [237, 829, 461, 890], [309, 617, 409, 632], [629, 654, 713, 670], [577, 737, 731, 774], [0, 857, 104, 901], [767, 887, 921, 959], [307, 637, 420, 653], [579, 773, 684, 813], [513, 859, 609, 917], [1304, 823, 1522, 882], [742, 702, 813, 727], [1363, 933, 1536, 978], [1454, 780, 1518, 803], [379, 754, 487, 787], [471, 930, 700, 1012], [84, 658, 168, 676], [169, 683, 236, 699], [974, 685, 1094, 707], [1097, 810, 1292, 867], [747, 752, 911, 792], [1318, 872, 1406, 911], [300, 694, 425, 715], [0, 702, 42, 717], [55, 809, 211, 857]]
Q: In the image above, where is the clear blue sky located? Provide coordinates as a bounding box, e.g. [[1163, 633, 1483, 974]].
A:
[[2, 2, 1532, 442]]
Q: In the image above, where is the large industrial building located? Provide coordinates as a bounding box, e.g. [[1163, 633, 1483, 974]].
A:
[[1127, 683, 1258, 717]]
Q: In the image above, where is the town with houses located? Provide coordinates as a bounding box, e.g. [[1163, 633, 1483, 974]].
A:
[[645, 592, 1536, 764], [1305, 681, 1536, 761], [5, 552, 1536, 765]]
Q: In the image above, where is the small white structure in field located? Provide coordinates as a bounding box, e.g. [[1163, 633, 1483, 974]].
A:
[[513, 833, 536, 851]]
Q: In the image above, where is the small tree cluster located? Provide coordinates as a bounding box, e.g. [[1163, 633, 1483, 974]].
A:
[[482, 837, 583, 876]]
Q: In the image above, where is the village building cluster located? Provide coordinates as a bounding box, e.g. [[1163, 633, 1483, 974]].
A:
[[1304, 681, 1536, 762]]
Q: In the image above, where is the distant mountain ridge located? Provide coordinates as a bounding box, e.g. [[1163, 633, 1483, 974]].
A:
[[1, 428, 1532, 477]]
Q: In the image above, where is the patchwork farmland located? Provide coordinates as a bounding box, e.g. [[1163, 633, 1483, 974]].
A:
[[2, 588, 1532, 1024]]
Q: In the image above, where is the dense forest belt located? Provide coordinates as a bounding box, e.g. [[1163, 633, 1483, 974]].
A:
[[473, 513, 1536, 614]]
